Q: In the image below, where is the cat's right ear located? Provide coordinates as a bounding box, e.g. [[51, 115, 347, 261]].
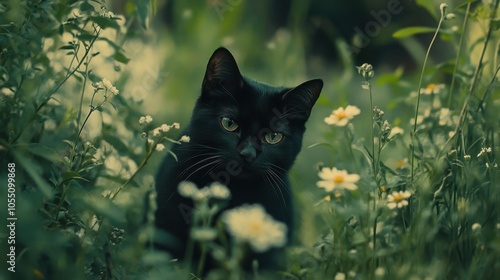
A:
[[202, 47, 243, 92]]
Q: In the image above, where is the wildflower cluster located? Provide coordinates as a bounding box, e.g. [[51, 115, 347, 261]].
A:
[[178, 181, 231, 201], [93, 78, 120, 95], [176, 181, 287, 277], [138, 116, 189, 153]]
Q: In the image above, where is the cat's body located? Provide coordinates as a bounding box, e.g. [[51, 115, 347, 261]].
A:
[[155, 47, 322, 270]]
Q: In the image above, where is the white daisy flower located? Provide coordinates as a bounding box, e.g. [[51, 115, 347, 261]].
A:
[[387, 190, 411, 209], [317, 167, 360, 192], [222, 204, 287, 252], [324, 105, 361, 127]]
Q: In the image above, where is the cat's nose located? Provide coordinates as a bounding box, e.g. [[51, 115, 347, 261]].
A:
[[239, 144, 256, 162]]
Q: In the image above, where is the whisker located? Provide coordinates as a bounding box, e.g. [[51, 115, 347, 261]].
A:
[[184, 158, 223, 180], [259, 170, 287, 220], [179, 155, 221, 178], [268, 166, 292, 198]]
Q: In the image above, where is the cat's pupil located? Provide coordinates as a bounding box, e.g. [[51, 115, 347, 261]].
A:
[[264, 132, 283, 144], [221, 117, 239, 132]]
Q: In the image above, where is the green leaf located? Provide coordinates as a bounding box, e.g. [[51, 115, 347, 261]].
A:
[[113, 50, 130, 64], [102, 133, 130, 154], [12, 151, 54, 198], [77, 31, 96, 42], [393, 26, 436, 38], [90, 16, 120, 30], [62, 171, 89, 183], [416, 0, 438, 19], [136, 0, 150, 29], [97, 37, 122, 51], [59, 45, 75, 50], [20, 143, 62, 163], [456, 0, 478, 9], [491, 19, 500, 31], [80, 1, 95, 12]]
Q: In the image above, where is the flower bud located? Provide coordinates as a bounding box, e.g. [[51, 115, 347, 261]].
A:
[[356, 63, 375, 81], [445, 13, 456, 20], [440, 3, 448, 18]]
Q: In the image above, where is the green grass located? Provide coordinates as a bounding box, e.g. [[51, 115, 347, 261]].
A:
[[1, 0, 499, 279]]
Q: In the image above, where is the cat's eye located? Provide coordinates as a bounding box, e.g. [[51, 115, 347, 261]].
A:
[[221, 117, 239, 132], [264, 132, 283, 144]]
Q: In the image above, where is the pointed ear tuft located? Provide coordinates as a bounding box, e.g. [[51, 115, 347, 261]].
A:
[[282, 79, 323, 121], [202, 47, 243, 91]]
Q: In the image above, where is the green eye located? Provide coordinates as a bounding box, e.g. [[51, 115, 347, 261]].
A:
[[264, 132, 283, 144], [221, 117, 239, 132]]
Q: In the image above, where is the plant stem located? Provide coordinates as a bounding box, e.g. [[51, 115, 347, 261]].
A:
[[369, 84, 376, 175], [448, 3, 471, 109], [110, 136, 159, 200], [410, 15, 445, 187]]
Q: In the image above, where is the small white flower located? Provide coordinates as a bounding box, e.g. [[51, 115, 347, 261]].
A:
[[464, 155, 471, 160], [438, 108, 458, 126], [139, 115, 153, 125], [152, 127, 162, 136], [179, 135, 190, 143], [334, 272, 346, 280], [420, 83, 445, 95], [387, 190, 411, 209], [178, 181, 199, 198], [208, 182, 230, 199], [375, 267, 386, 277], [160, 124, 171, 132], [357, 63, 374, 80], [147, 138, 154, 145], [44, 119, 57, 131], [389, 126, 404, 139], [102, 78, 119, 95], [472, 223, 481, 231], [445, 13, 456, 20], [193, 187, 211, 201], [324, 105, 361, 127], [93, 81, 104, 89], [103, 11, 115, 18], [172, 122, 180, 129], [1, 87, 15, 97], [477, 147, 492, 158], [155, 143, 165, 151], [317, 167, 360, 192], [222, 204, 287, 252]]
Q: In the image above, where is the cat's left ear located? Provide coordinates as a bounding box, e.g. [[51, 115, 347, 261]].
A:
[[202, 47, 243, 92], [282, 79, 323, 121]]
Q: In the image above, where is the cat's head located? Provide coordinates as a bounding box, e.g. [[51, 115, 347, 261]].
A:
[[184, 47, 322, 183]]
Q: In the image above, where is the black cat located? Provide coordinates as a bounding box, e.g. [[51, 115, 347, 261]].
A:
[[154, 47, 322, 271]]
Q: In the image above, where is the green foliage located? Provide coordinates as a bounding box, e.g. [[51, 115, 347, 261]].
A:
[[0, 0, 499, 279]]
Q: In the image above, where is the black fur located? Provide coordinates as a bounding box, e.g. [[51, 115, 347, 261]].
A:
[[154, 47, 322, 270]]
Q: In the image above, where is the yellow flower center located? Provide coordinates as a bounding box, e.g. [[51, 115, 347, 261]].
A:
[[248, 221, 264, 235], [396, 159, 406, 168], [332, 175, 345, 183], [426, 83, 436, 91], [393, 193, 405, 203], [336, 111, 347, 120]]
